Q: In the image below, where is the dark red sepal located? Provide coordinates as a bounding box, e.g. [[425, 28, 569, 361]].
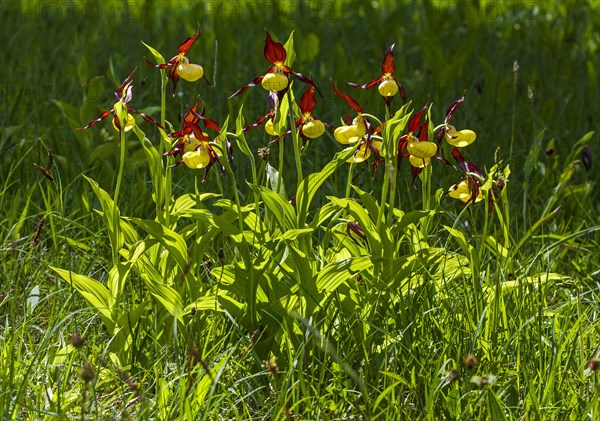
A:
[[300, 86, 317, 114], [264, 31, 287, 64], [382, 44, 396, 74], [178, 28, 201, 54]]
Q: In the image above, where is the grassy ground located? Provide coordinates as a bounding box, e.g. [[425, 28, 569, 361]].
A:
[[1, 0, 599, 419]]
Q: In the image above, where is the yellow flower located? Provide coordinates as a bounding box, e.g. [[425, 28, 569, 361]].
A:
[[182, 144, 211, 169], [445, 125, 476, 147], [260, 70, 289, 92], [448, 179, 483, 203], [378, 77, 399, 97], [334, 116, 366, 144], [112, 112, 136, 132], [177, 57, 204, 82], [264, 118, 276, 136], [346, 140, 381, 164], [302, 118, 325, 139], [407, 138, 437, 159], [409, 155, 431, 168]]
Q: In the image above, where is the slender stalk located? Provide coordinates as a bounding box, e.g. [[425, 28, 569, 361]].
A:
[[277, 138, 285, 196], [345, 163, 355, 199], [420, 164, 432, 236], [286, 89, 303, 189], [113, 128, 126, 210]]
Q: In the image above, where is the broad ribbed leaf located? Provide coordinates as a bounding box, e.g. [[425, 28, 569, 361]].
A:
[[296, 148, 355, 225], [128, 218, 189, 270]]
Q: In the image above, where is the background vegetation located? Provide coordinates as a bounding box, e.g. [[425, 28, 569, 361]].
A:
[[1, 0, 599, 419]]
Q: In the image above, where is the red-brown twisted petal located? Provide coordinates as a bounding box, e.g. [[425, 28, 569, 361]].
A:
[[76, 109, 113, 131], [115, 68, 136, 103], [347, 76, 384, 90], [331, 79, 363, 114], [229, 75, 265, 98], [445, 96, 465, 124]]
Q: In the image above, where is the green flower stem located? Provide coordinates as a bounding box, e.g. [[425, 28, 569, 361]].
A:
[[287, 89, 303, 189], [345, 163, 355, 199], [387, 158, 399, 226], [160, 73, 174, 227], [420, 164, 433, 235], [219, 142, 244, 231], [113, 127, 126, 211], [277, 138, 285, 195]]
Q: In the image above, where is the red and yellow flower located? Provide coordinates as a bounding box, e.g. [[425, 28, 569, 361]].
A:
[[165, 98, 224, 179], [437, 96, 476, 147], [230, 31, 315, 98], [145, 29, 206, 95], [348, 44, 407, 113], [76, 68, 162, 133]]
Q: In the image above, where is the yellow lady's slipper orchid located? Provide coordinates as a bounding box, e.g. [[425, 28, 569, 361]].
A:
[[407, 137, 437, 159], [334, 116, 366, 144], [445, 126, 476, 147], [302, 118, 325, 139], [264, 118, 276, 136], [177, 57, 204, 82], [112, 113, 136, 132], [182, 145, 211, 169], [261, 70, 289, 92], [409, 155, 431, 168], [378, 78, 399, 97], [448, 179, 483, 203]]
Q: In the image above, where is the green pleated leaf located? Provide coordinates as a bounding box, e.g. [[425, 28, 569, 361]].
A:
[[296, 148, 355, 225], [316, 257, 373, 296], [50, 267, 113, 327], [84, 175, 123, 258], [128, 218, 189, 270], [142, 41, 166, 65], [251, 184, 297, 231], [235, 105, 253, 158]]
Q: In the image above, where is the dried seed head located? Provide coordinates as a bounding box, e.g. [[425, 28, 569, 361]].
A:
[[69, 333, 85, 349], [258, 147, 270, 161], [79, 363, 95, 383], [266, 360, 279, 374], [464, 354, 478, 369]]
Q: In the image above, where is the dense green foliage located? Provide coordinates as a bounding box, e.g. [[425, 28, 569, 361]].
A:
[[1, 0, 599, 419]]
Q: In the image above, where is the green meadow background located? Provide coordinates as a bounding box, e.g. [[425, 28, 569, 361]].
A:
[[1, 0, 599, 419]]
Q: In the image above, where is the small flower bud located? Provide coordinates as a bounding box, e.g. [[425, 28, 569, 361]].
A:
[[463, 354, 478, 369], [79, 363, 95, 383], [266, 360, 279, 374], [69, 333, 85, 349], [257, 147, 270, 161], [589, 357, 600, 371]]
